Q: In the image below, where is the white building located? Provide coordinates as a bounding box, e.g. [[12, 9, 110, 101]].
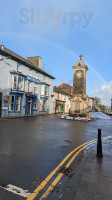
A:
[[0, 45, 55, 118], [53, 87, 71, 114]]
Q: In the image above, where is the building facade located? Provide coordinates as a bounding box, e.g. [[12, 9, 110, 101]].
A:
[[0, 45, 55, 118], [53, 87, 71, 114]]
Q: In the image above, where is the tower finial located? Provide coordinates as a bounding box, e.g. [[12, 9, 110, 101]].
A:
[[79, 54, 83, 60]]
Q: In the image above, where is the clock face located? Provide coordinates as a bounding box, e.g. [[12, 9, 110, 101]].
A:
[[76, 71, 83, 78]]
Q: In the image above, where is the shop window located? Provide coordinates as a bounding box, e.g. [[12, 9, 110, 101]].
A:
[[34, 99, 37, 109], [39, 99, 43, 111], [16, 96, 21, 111], [18, 76, 24, 91], [9, 96, 14, 111], [28, 81, 31, 92]]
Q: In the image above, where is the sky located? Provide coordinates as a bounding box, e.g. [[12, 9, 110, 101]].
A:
[[0, 0, 112, 105]]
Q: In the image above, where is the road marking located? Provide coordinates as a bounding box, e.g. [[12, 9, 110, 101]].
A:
[[0, 184, 31, 198], [40, 136, 112, 200], [27, 139, 97, 200], [27, 136, 112, 200], [39, 141, 95, 200]]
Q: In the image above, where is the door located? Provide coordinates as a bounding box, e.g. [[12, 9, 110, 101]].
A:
[[28, 98, 31, 115], [0, 93, 2, 117], [75, 102, 80, 113]]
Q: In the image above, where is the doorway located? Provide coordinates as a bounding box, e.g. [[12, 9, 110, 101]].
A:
[[0, 93, 2, 117], [75, 102, 80, 113], [28, 98, 32, 115]]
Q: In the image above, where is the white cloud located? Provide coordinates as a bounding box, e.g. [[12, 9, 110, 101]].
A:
[[92, 81, 112, 105]]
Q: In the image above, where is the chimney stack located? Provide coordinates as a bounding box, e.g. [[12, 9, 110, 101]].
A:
[[27, 56, 42, 69]]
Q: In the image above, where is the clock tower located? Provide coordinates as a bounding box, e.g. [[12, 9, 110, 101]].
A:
[[73, 55, 88, 97], [70, 55, 89, 114]]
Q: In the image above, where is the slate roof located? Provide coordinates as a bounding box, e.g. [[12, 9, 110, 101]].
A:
[[0, 45, 55, 79], [57, 82, 73, 88], [53, 87, 72, 96]]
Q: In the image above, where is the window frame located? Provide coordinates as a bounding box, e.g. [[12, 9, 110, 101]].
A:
[[28, 81, 32, 92], [11, 74, 25, 92], [41, 85, 45, 96], [9, 95, 21, 113]]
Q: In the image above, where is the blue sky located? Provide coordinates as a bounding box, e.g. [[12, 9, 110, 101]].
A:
[[0, 0, 112, 105]]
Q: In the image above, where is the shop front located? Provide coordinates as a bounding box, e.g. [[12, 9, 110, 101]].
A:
[[55, 100, 65, 114]]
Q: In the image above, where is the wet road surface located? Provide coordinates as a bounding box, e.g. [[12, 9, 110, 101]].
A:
[[0, 114, 112, 199]]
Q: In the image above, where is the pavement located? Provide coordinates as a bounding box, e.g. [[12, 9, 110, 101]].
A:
[[55, 138, 112, 200]]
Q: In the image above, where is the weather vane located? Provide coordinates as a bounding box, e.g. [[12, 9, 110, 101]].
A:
[[79, 54, 83, 60]]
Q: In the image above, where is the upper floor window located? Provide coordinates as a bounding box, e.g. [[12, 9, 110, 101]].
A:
[[28, 81, 31, 92], [45, 86, 49, 96], [17, 63, 21, 72], [18, 76, 24, 91], [43, 75, 46, 82], [12, 74, 24, 91], [41, 85, 45, 96], [12, 75, 18, 90], [29, 69, 32, 76], [34, 85, 38, 94]]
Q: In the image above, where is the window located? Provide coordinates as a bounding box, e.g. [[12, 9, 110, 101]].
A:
[[18, 76, 24, 91], [43, 75, 46, 82], [41, 85, 45, 96], [39, 99, 43, 111], [34, 86, 37, 94], [16, 96, 21, 111], [29, 70, 32, 76], [12, 75, 17, 90], [17, 63, 21, 71], [33, 99, 37, 109], [28, 81, 31, 92], [9, 96, 14, 111], [45, 86, 49, 96], [9, 95, 21, 112]]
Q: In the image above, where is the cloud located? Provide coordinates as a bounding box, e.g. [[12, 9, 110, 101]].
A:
[[92, 81, 112, 105]]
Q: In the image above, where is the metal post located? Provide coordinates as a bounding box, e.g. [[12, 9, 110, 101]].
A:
[[97, 128, 103, 157]]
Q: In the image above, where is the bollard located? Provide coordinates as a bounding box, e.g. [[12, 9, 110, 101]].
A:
[[97, 128, 103, 157]]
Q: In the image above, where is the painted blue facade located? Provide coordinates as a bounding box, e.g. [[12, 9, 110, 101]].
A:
[[0, 46, 54, 118]]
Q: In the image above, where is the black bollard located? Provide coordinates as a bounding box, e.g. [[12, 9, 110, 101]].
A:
[[97, 128, 103, 157]]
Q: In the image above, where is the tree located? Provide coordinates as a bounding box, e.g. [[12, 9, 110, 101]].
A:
[[99, 104, 107, 111], [94, 97, 101, 106]]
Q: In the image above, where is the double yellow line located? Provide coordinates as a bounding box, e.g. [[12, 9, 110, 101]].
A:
[[27, 136, 112, 200]]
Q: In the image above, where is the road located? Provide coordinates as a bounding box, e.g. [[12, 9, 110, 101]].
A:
[[0, 114, 112, 200]]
